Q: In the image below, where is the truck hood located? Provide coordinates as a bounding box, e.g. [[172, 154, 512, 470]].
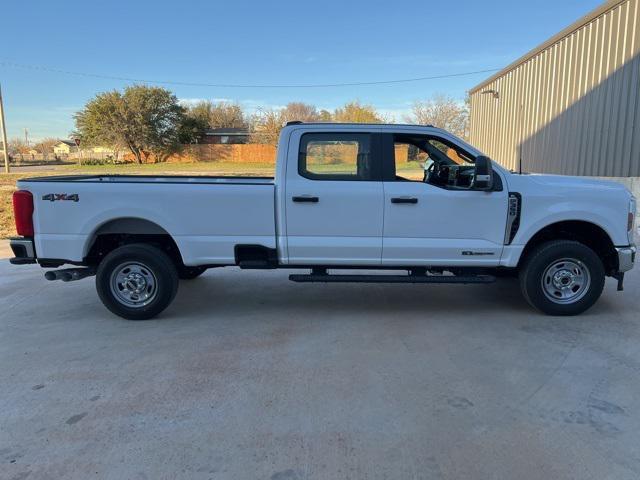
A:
[[526, 173, 630, 194], [504, 172, 634, 246]]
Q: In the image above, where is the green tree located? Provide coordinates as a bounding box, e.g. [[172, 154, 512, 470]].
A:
[[177, 115, 208, 145], [183, 101, 212, 132], [333, 101, 384, 123], [185, 100, 247, 131], [74, 85, 187, 163]]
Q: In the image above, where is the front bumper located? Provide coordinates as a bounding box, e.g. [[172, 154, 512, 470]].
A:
[[616, 244, 636, 273], [9, 237, 36, 265]]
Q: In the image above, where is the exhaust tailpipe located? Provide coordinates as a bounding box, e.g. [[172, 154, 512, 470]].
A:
[[44, 267, 96, 282]]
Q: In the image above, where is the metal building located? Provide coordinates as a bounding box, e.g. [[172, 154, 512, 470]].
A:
[[469, 0, 640, 177]]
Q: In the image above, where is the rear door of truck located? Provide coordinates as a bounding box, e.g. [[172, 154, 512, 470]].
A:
[[284, 128, 384, 265]]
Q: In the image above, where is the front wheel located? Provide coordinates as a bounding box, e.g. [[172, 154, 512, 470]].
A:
[[519, 240, 605, 316], [96, 243, 179, 320]]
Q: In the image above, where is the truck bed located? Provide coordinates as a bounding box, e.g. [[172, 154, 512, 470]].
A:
[[18, 174, 277, 266]]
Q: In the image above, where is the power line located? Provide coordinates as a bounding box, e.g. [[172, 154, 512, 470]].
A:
[[0, 60, 500, 89]]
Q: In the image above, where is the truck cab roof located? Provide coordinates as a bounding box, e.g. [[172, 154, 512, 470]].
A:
[[285, 121, 437, 129]]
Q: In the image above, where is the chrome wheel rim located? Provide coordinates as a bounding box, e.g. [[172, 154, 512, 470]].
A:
[[110, 262, 157, 308], [541, 258, 591, 304]]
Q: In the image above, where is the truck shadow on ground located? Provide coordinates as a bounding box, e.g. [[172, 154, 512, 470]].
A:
[[166, 269, 592, 323]]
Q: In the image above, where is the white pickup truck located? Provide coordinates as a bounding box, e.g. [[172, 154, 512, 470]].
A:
[[10, 122, 636, 319]]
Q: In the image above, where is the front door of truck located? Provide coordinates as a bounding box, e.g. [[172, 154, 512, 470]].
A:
[[284, 130, 384, 265], [380, 133, 507, 266]]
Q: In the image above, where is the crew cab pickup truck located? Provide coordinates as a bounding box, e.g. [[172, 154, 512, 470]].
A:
[[10, 122, 637, 319]]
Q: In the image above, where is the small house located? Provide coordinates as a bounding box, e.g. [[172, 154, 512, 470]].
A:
[[53, 140, 77, 155]]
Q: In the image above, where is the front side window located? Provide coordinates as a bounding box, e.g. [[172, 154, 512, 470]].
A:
[[389, 134, 478, 189], [299, 133, 374, 180], [393, 142, 431, 181]]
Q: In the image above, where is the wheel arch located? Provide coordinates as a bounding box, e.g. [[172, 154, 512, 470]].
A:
[[517, 220, 618, 274], [83, 217, 185, 267]]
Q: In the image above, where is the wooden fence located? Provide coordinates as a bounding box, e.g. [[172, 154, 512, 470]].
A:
[[165, 144, 277, 164]]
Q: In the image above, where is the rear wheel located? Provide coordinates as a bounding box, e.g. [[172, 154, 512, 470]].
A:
[[96, 243, 179, 320], [519, 240, 605, 316], [178, 265, 207, 280]]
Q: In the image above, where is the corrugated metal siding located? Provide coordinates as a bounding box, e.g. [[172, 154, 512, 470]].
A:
[[469, 0, 640, 176]]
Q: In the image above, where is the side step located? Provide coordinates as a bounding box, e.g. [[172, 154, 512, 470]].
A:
[[289, 272, 496, 284]]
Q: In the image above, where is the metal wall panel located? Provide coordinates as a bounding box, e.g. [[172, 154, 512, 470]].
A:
[[469, 0, 640, 176]]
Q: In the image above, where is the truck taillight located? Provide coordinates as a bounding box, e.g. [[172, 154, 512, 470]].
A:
[[13, 190, 34, 237]]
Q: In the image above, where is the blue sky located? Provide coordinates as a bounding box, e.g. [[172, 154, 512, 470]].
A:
[[0, 0, 602, 141]]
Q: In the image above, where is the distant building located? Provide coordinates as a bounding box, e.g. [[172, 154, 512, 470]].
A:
[[469, 0, 639, 178], [199, 128, 250, 144], [53, 140, 77, 155], [53, 140, 117, 157]]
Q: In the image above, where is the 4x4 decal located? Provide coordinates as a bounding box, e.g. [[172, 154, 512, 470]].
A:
[[42, 193, 79, 202]]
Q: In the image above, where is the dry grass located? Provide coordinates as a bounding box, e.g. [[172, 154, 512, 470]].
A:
[[0, 174, 23, 239]]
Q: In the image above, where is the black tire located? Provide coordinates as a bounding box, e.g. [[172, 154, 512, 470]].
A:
[[96, 243, 179, 320], [178, 266, 207, 280], [519, 240, 605, 316]]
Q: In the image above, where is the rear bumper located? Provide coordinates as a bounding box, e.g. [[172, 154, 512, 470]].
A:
[[9, 237, 36, 265], [616, 244, 636, 273]]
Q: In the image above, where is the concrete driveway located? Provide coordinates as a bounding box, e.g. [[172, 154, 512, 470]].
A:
[[2, 260, 640, 480]]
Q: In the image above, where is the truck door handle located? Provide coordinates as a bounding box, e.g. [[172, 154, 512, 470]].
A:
[[292, 195, 319, 203], [391, 197, 418, 204]]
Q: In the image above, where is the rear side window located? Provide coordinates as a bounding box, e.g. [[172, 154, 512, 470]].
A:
[[299, 133, 375, 180]]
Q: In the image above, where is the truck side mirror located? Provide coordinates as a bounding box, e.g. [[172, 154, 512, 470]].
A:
[[474, 155, 494, 191]]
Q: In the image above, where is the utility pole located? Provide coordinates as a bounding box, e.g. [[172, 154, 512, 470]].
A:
[[0, 83, 9, 173], [24, 127, 29, 146]]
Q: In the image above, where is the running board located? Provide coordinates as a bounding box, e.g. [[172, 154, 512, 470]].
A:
[[289, 273, 496, 284]]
